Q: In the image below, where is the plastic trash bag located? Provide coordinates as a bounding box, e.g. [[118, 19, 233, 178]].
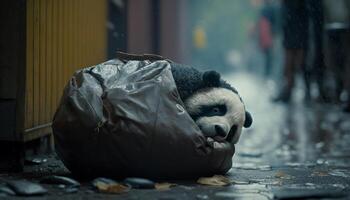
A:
[[52, 58, 234, 179]]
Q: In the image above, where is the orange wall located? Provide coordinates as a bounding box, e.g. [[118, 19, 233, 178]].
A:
[[25, 0, 107, 141]]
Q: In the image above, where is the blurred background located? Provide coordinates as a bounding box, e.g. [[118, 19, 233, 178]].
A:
[[1, 0, 350, 179]]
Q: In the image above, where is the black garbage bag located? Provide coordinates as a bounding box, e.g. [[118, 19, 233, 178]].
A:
[[52, 57, 235, 179]]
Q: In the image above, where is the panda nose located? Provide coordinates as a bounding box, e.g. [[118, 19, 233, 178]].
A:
[[215, 125, 227, 137]]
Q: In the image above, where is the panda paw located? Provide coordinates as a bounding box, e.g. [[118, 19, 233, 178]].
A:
[[202, 70, 221, 87]]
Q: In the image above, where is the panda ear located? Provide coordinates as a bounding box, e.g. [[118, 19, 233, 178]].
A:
[[202, 70, 221, 87], [244, 111, 253, 128]]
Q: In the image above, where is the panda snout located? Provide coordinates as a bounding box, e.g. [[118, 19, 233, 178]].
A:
[[214, 124, 228, 137]]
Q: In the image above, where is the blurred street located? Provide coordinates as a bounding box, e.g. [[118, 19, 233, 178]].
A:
[[1, 71, 350, 199]]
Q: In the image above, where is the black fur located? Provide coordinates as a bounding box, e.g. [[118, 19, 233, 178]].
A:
[[244, 112, 253, 128], [170, 62, 238, 101]]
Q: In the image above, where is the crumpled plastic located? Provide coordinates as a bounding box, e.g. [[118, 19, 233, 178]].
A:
[[52, 58, 235, 179]]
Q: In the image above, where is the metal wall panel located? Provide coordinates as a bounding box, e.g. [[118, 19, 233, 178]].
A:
[[25, 0, 107, 141]]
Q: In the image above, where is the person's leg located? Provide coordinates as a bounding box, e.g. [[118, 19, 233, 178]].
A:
[[301, 46, 311, 101], [309, 0, 328, 101], [274, 48, 296, 102], [287, 49, 303, 95], [332, 31, 345, 102], [343, 31, 350, 112]]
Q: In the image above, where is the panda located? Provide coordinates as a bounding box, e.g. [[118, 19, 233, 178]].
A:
[[170, 62, 252, 144]]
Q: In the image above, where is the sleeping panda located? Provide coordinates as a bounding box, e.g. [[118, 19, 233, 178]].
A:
[[170, 63, 252, 144]]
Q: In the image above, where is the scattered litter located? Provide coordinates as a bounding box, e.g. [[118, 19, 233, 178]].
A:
[[95, 182, 130, 194], [123, 177, 155, 189], [92, 177, 117, 187], [40, 175, 80, 187], [311, 171, 329, 177], [92, 177, 130, 194], [197, 175, 231, 186], [155, 182, 177, 190], [275, 171, 294, 180], [6, 180, 47, 196]]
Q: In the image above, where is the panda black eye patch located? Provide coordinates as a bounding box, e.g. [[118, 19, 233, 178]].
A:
[[191, 105, 227, 120]]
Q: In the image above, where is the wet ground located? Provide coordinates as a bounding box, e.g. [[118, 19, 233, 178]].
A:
[[1, 72, 350, 199]]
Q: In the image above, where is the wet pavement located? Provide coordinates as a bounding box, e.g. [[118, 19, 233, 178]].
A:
[[1, 72, 350, 199]]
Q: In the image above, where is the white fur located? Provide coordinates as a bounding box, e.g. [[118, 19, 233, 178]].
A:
[[184, 88, 245, 144]]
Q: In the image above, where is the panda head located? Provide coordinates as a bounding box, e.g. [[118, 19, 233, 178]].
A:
[[183, 71, 252, 144]]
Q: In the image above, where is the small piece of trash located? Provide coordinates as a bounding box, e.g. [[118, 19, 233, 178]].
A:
[[40, 175, 80, 187], [6, 180, 47, 196], [311, 171, 329, 177], [95, 182, 130, 194], [91, 177, 117, 188], [124, 177, 155, 189], [275, 171, 294, 180], [197, 175, 231, 186], [155, 183, 177, 190]]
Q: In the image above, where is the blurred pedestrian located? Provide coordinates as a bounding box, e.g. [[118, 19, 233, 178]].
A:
[[258, 0, 276, 77], [323, 0, 350, 111], [303, 0, 327, 102], [274, 0, 309, 102]]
